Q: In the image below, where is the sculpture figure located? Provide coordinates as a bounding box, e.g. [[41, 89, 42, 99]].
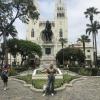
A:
[[41, 21, 53, 42]]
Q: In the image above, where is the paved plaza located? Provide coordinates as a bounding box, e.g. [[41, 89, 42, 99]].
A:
[[0, 77, 100, 100]]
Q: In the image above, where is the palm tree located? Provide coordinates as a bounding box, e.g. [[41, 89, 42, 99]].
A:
[[86, 21, 100, 65], [59, 38, 67, 49], [84, 7, 100, 24], [77, 35, 90, 58], [84, 7, 100, 67], [0, 0, 39, 64], [59, 38, 67, 66], [0, 26, 17, 64]]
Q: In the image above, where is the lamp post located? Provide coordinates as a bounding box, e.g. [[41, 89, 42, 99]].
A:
[[26, 55, 30, 74], [93, 48, 97, 68], [59, 37, 67, 67], [70, 56, 73, 66], [13, 44, 17, 67]]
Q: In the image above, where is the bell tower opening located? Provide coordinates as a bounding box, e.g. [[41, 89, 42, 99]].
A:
[[56, 0, 66, 19]]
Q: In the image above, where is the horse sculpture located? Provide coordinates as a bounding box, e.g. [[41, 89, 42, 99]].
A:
[[41, 21, 53, 42]]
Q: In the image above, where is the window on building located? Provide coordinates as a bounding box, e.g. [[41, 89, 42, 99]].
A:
[[87, 50, 90, 52], [59, 29, 63, 37], [57, 13, 65, 18], [31, 29, 34, 37], [57, 7, 59, 10], [45, 48, 51, 55], [87, 55, 91, 59], [62, 13, 65, 17]]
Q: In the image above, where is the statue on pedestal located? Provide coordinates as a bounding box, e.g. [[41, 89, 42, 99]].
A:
[[41, 21, 53, 42]]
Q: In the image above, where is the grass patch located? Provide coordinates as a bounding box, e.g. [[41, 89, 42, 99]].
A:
[[32, 79, 64, 89], [16, 74, 78, 89], [63, 74, 77, 83], [16, 74, 32, 84]]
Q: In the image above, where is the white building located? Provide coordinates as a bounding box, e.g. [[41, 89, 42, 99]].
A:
[[26, 0, 68, 64], [0, 0, 94, 66], [69, 42, 94, 65]]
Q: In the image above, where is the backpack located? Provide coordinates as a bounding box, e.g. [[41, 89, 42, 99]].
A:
[[1, 71, 8, 80]]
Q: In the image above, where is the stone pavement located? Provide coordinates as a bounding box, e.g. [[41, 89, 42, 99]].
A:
[[0, 77, 100, 100], [62, 77, 100, 100], [0, 78, 65, 100]]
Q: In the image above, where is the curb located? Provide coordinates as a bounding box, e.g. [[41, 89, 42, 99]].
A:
[[10, 76, 86, 92]]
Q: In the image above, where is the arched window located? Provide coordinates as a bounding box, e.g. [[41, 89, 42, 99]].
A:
[[62, 13, 65, 17], [59, 29, 63, 37], [31, 28, 34, 37]]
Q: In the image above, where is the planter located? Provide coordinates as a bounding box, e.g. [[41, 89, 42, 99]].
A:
[[32, 68, 63, 79]]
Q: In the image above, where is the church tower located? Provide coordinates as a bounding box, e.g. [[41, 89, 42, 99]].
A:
[[26, 0, 68, 65], [55, 0, 68, 41]]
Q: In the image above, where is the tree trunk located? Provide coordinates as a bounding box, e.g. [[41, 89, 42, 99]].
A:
[[94, 32, 97, 67], [3, 33, 8, 65], [92, 33, 95, 66], [83, 41, 85, 57], [62, 42, 64, 66], [21, 59, 24, 66]]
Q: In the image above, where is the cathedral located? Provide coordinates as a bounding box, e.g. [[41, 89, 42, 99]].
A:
[[27, 0, 68, 64]]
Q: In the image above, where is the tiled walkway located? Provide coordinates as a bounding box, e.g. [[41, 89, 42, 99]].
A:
[[0, 77, 100, 100]]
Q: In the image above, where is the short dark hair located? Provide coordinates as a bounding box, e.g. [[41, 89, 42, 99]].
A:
[[50, 64, 53, 69]]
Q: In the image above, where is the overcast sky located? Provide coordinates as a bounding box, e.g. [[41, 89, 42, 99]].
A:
[[15, 0, 100, 53]]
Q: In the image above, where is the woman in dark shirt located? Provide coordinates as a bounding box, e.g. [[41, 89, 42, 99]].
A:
[[1, 64, 9, 90]]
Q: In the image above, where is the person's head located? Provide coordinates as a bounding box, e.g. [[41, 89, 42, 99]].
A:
[[4, 64, 8, 68], [49, 64, 53, 69]]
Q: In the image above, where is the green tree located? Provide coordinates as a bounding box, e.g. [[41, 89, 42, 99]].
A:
[[84, 7, 100, 24], [59, 38, 67, 49], [59, 38, 67, 66], [77, 35, 90, 58], [7, 39, 42, 66], [84, 7, 100, 66], [7, 38, 18, 58], [56, 47, 85, 66], [0, 0, 39, 64], [17, 40, 42, 66]]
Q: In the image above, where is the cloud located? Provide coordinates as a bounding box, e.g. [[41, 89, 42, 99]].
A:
[[67, 0, 100, 53], [15, 0, 100, 53], [38, 0, 55, 20], [14, 19, 26, 39]]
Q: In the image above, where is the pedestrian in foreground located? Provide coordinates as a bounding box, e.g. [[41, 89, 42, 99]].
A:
[[42, 64, 58, 96], [1, 64, 9, 90]]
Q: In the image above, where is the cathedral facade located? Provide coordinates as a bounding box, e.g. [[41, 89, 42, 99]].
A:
[[27, 0, 68, 64]]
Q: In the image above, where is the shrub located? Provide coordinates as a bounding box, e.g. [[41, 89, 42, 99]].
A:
[[91, 68, 98, 76], [15, 65, 29, 73], [69, 67, 80, 73], [9, 67, 17, 76], [78, 68, 91, 76]]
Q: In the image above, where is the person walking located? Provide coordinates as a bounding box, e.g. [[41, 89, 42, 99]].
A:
[[1, 64, 9, 90], [43, 64, 58, 96]]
